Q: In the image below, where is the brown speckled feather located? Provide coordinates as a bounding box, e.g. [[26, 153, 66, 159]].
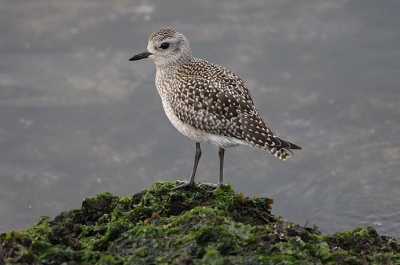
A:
[[169, 58, 299, 159]]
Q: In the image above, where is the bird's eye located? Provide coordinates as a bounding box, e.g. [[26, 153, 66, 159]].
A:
[[160, 42, 170, 49]]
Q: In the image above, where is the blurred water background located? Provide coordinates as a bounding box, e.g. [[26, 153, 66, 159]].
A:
[[0, 0, 399, 239]]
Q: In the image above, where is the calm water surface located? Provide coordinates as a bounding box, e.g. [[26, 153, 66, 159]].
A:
[[1, 1, 399, 239]]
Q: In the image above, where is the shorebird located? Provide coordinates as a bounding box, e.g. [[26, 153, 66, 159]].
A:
[[129, 27, 301, 190]]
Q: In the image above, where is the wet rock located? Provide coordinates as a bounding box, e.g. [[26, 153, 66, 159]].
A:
[[0, 181, 399, 264]]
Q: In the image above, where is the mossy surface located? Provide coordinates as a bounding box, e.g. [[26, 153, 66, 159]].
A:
[[1, 181, 399, 264]]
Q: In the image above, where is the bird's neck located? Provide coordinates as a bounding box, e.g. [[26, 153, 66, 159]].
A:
[[155, 56, 193, 75]]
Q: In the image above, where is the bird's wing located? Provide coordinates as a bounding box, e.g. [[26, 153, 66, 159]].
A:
[[170, 59, 262, 139], [170, 58, 301, 151]]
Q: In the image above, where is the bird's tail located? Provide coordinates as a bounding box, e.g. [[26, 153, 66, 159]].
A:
[[267, 137, 302, 160], [267, 146, 292, 160]]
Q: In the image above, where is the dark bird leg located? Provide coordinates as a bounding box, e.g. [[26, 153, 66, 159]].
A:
[[216, 147, 225, 189], [172, 142, 201, 190], [199, 147, 225, 190]]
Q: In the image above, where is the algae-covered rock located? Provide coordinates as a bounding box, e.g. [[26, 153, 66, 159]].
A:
[[1, 181, 399, 264]]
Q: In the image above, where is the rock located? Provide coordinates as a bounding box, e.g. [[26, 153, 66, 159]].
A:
[[1, 181, 399, 264]]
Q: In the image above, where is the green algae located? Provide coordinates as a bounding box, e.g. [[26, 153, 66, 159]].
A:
[[1, 181, 399, 264]]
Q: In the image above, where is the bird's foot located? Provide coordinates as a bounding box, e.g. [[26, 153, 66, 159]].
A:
[[198, 182, 224, 191], [171, 180, 199, 191]]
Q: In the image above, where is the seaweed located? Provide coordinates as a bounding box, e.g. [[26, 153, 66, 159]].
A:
[[1, 181, 399, 264]]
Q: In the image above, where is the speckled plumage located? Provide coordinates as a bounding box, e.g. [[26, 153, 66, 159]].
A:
[[130, 27, 301, 190]]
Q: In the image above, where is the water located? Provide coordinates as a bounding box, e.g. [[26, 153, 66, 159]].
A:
[[1, 1, 399, 240]]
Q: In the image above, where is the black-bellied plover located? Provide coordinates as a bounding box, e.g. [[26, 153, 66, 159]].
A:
[[129, 27, 301, 190]]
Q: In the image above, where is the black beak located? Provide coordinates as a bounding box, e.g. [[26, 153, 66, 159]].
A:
[[129, 50, 152, 61]]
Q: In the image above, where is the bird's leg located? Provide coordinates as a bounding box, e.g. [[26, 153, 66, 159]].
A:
[[199, 147, 225, 190], [172, 142, 201, 190], [217, 147, 225, 189]]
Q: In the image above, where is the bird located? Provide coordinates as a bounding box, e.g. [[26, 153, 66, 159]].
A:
[[129, 27, 301, 190]]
